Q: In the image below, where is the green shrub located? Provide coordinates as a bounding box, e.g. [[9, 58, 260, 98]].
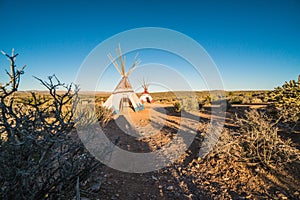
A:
[[228, 96, 243, 104], [204, 95, 212, 105], [173, 101, 182, 113], [75, 103, 99, 127], [267, 76, 300, 128], [173, 97, 199, 112]]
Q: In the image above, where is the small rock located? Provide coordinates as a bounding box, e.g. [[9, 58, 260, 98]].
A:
[[167, 186, 174, 191], [152, 175, 158, 181], [158, 185, 163, 189], [90, 183, 101, 192]]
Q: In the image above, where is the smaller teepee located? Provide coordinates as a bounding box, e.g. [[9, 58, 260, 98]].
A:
[[103, 45, 144, 114], [139, 78, 154, 103]]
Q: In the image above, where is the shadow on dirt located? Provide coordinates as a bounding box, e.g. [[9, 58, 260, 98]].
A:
[[83, 104, 300, 199]]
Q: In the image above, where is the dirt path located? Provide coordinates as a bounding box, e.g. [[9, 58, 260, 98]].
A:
[[81, 103, 208, 199], [79, 103, 300, 200]]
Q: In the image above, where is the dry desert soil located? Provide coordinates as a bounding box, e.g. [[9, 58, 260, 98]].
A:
[[79, 103, 300, 200]]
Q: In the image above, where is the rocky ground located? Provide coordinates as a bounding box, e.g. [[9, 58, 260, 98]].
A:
[[79, 103, 300, 200]]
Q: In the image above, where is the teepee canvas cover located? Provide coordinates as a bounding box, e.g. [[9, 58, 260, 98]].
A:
[[139, 79, 154, 103], [103, 45, 144, 114]]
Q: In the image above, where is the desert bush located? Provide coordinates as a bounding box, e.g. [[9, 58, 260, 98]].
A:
[[173, 97, 199, 112], [204, 109, 300, 170], [0, 50, 100, 199], [228, 95, 244, 104], [198, 120, 300, 199], [235, 109, 299, 169], [204, 95, 212, 105], [96, 105, 113, 126], [173, 101, 182, 112], [75, 102, 112, 127], [250, 97, 262, 103], [199, 122, 234, 159], [198, 101, 204, 110], [75, 103, 99, 127], [267, 76, 300, 128]]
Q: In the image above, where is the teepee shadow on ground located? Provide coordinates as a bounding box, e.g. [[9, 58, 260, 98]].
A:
[[85, 105, 210, 199], [103, 114, 152, 153]]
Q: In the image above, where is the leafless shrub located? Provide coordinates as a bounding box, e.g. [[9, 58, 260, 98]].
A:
[[204, 109, 300, 170], [0, 50, 100, 199], [197, 109, 300, 199], [200, 122, 241, 162], [235, 109, 300, 169]]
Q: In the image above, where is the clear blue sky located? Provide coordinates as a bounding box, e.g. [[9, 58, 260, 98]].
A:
[[0, 0, 299, 91]]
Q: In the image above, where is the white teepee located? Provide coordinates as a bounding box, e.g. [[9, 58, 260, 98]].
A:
[[103, 45, 144, 114], [139, 78, 154, 103]]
